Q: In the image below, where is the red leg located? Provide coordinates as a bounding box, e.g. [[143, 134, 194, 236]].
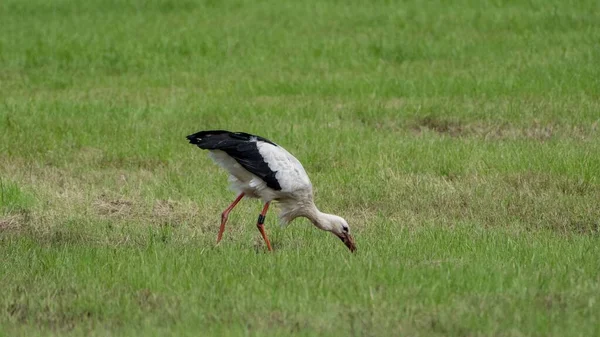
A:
[[217, 193, 244, 244], [256, 202, 273, 251]]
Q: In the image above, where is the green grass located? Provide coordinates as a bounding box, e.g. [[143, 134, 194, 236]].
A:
[[1, 0, 599, 336]]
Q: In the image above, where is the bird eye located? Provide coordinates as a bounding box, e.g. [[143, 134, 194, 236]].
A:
[[343, 226, 349, 233]]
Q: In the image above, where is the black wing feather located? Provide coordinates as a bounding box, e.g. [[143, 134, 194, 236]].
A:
[[186, 130, 282, 190]]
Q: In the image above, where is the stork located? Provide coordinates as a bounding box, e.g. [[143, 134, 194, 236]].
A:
[[186, 130, 356, 252]]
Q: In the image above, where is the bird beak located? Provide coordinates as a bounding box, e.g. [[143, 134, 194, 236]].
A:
[[335, 233, 356, 253]]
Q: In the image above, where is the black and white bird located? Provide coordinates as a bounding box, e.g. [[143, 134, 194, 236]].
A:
[[186, 130, 356, 252]]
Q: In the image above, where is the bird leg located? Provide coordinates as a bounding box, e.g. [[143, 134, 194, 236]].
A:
[[217, 193, 245, 244], [256, 202, 273, 251]]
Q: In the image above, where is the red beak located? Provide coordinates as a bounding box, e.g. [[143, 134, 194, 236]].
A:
[[335, 232, 356, 252]]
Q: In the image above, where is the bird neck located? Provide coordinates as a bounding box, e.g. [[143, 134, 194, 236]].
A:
[[304, 204, 335, 232]]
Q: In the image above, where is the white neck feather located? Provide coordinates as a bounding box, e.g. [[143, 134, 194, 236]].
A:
[[303, 203, 336, 232]]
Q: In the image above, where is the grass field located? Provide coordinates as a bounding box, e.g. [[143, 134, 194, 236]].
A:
[[1, 0, 600, 336]]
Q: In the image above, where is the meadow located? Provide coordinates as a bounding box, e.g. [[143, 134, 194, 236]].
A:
[[1, 0, 600, 336]]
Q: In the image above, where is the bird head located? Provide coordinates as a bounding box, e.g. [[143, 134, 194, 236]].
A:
[[326, 215, 356, 253]]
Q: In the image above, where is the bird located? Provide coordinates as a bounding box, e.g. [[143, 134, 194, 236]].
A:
[[186, 130, 356, 252]]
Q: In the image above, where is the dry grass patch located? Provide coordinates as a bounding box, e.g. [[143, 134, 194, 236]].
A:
[[410, 116, 597, 141], [377, 172, 600, 234], [0, 214, 26, 232], [93, 197, 134, 218]]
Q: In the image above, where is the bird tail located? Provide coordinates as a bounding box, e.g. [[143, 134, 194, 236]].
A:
[[186, 130, 234, 150]]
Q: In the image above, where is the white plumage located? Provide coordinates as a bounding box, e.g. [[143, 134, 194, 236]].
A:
[[187, 130, 356, 252]]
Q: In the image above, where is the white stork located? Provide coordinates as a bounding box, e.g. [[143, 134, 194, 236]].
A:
[[186, 130, 356, 252]]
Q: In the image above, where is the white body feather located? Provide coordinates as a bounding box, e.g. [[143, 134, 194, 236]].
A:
[[208, 138, 314, 224]]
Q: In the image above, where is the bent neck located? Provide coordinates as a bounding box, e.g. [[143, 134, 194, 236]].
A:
[[303, 203, 334, 231]]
